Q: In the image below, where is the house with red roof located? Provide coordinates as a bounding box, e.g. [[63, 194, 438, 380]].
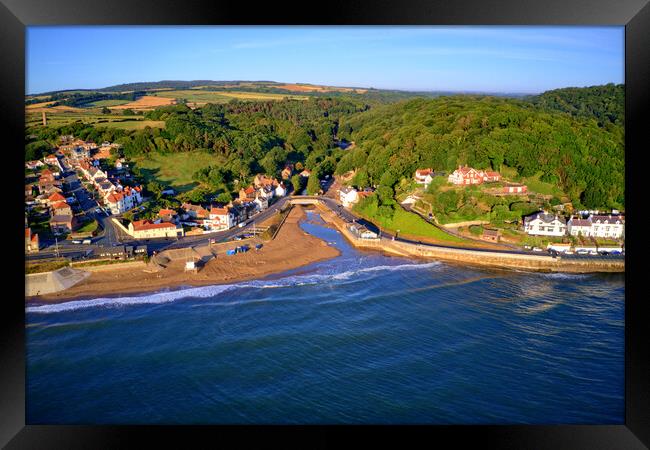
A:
[[238, 185, 257, 202], [254, 174, 280, 189], [414, 168, 434, 187], [205, 205, 235, 231], [158, 209, 179, 223], [128, 220, 184, 239], [51, 201, 72, 216], [47, 192, 67, 205], [25, 227, 39, 253], [448, 165, 501, 185], [25, 160, 45, 170], [181, 203, 210, 220]]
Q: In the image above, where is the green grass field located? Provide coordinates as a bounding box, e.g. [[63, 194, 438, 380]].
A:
[[130, 151, 224, 192], [26, 112, 164, 129], [152, 89, 308, 104], [86, 99, 132, 107], [353, 202, 468, 244]]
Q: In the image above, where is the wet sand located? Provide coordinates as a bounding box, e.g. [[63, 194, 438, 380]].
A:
[[31, 207, 340, 304]]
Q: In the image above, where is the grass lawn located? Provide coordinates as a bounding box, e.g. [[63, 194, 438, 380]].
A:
[[353, 203, 468, 244], [76, 219, 98, 233], [130, 151, 223, 192], [519, 172, 564, 197], [25, 260, 70, 274]]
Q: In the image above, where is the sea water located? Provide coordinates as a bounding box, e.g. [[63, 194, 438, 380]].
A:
[[25, 211, 624, 424]]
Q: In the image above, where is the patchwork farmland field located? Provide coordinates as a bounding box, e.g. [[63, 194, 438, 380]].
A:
[[152, 89, 308, 104], [108, 95, 176, 111]]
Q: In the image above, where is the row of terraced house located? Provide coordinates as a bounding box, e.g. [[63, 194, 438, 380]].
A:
[[523, 212, 624, 239], [169, 174, 289, 233]]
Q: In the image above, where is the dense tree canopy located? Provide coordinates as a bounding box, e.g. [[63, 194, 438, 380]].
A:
[[335, 95, 624, 209], [25, 85, 624, 211], [527, 83, 624, 127]]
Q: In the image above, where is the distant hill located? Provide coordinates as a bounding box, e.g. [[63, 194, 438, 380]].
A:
[[525, 83, 624, 127], [27, 80, 526, 105]]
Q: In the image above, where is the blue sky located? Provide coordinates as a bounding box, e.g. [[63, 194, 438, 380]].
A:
[[26, 26, 624, 95]]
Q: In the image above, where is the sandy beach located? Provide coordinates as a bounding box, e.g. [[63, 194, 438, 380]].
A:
[[31, 207, 341, 304]]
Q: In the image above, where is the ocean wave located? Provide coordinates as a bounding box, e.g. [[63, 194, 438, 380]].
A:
[[26, 261, 443, 314], [539, 273, 592, 280], [240, 261, 443, 289], [26, 284, 236, 314]]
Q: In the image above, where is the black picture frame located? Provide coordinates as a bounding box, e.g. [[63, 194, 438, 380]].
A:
[[3, 0, 649, 448]]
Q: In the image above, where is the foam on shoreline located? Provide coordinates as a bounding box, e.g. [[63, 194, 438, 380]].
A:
[[26, 260, 444, 314]]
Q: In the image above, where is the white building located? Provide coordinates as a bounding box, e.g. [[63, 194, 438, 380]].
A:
[[349, 223, 379, 240], [104, 186, 142, 215], [567, 217, 593, 237], [567, 215, 624, 239], [523, 212, 567, 236], [590, 215, 624, 239], [339, 186, 359, 207], [254, 195, 269, 211], [205, 206, 235, 231], [414, 168, 433, 187], [275, 182, 287, 197]]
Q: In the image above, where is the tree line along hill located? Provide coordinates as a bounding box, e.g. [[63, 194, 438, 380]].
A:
[[25, 84, 624, 212]]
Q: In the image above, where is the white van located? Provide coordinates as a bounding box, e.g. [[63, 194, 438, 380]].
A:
[[82, 239, 92, 245]]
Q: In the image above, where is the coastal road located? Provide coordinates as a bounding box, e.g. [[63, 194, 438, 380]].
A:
[[157, 196, 293, 252]]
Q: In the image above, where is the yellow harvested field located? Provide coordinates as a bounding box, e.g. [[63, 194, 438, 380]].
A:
[[26, 101, 56, 109], [276, 84, 367, 94], [110, 95, 176, 110], [26, 103, 84, 113]]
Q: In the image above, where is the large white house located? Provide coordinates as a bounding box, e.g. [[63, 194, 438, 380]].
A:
[[204, 206, 235, 231], [339, 186, 359, 207], [275, 182, 287, 197], [104, 186, 142, 215], [128, 220, 184, 239], [523, 212, 567, 236], [568, 214, 624, 239], [414, 168, 434, 187]]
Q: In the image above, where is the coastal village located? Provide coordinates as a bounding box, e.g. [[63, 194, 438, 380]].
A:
[[25, 136, 295, 263], [25, 129, 625, 300], [26, 134, 625, 268], [336, 165, 625, 256]]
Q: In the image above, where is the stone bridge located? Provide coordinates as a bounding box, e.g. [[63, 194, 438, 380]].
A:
[[288, 196, 322, 205]]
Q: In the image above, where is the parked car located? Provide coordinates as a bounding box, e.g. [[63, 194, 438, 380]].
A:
[[71, 240, 82, 244], [532, 247, 543, 252], [82, 239, 92, 245]]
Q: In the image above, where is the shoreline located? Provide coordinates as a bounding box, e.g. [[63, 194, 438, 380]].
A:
[[26, 203, 624, 306], [28, 206, 340, 305]]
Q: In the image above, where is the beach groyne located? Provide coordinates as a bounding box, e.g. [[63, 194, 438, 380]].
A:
[[317, 203, 624, 273], [25, 267, 91, 296]]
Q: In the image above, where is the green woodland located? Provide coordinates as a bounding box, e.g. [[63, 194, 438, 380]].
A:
[[26, 85, 624, 221]]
